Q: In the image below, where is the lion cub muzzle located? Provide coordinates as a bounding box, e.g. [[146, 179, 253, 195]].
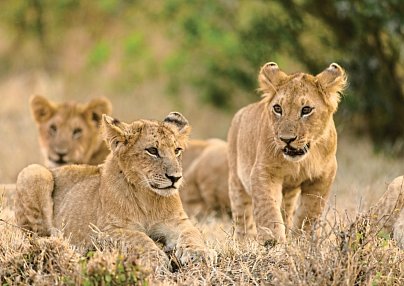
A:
[[278, 133, 310, 161], [282, 142, 310, 161], [165, 173, 182, 186], [149, 173, 183, 191]]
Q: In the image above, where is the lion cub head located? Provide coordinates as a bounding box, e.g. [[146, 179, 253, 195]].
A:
[[258, 62, 347, 162], [30, 95, 112, 167], [102, 112, 191, 196]]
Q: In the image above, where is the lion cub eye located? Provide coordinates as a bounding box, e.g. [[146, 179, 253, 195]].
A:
[[146, 147, 159, 157], [301, 106, 314, 117], [49, 124, 57, 136], [72, 127, 83, 139], [273, 104, 282, 115], [174, 147, 183, 157]]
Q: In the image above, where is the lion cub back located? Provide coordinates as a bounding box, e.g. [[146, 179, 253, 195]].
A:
[[51, 165, 101, 244], [15, 163, 102, 244]]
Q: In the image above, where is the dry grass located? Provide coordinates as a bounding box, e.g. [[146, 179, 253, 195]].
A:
[[1, 141, 403, 285], [1, 201, 403, 285]]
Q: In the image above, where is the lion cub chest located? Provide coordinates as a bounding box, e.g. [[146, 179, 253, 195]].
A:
[[282, 159, 323, 189]]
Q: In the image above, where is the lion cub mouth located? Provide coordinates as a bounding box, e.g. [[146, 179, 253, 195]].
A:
[[152, 185, 177, 190], [282, 143, 310, 159], [48, 157, 69, 167], [149, 182, 179, 191], [149, 183, 179, 197]]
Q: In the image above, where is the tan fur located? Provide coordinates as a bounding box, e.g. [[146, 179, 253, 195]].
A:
[[30, 95, 112, 167], [182, 139, 212, 171], [15, 112, 217, 269], [181, 139, 230, 217], [227, 62, 347, 244], [370, 175, 404, 248]]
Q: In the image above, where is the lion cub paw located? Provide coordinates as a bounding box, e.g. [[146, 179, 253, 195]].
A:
[[175, 245, 217, 267], [257, 227, 286, 246], [139, 249, 172, 272]]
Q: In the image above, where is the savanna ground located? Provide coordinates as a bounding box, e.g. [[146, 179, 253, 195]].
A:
[[0, 72, 403, 285]]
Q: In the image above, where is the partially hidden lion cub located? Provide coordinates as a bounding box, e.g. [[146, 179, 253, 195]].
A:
[[227, 62, 347, 244], [30, 95, 112, 167], [15, 112, 217, 269], [370, 175, 404, 248], [181, 139, 230, 217], [182, 139, 212, 171]]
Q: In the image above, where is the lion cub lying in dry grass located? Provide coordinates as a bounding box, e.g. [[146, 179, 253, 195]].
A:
[[30, 95, 112, 167], [181, 139, 230, 217], [15, 112, 217, 269]]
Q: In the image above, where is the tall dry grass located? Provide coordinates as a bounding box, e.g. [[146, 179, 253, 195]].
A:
[[1, 194, 403, 285], [1, 129, 403, 285]]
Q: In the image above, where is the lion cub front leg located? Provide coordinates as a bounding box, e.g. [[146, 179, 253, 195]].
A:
[[15, 164, 54, 236], [282, 187, 301, 230], [229, 173, 256, 240], [108, 228, 171, 270], [294, 174, 335, 233], [163, 220, 217, 266], [251, 172, 286, 245]]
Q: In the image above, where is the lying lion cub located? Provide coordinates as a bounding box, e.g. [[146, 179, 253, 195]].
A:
[[181, 139, 230, 217], [228, 62, 347, 244], [15, 112, 217, 268], [30, 95, 112, 167]]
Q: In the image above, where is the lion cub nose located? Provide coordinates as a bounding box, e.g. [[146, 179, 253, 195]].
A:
[[56, 151, 68, 158], [280, 136, 297, 145], [165, 174, 182, 184]]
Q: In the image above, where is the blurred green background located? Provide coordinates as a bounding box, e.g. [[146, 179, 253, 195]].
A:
[[0, 0, 403, 181]]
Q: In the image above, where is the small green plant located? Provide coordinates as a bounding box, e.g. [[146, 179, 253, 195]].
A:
[[78, 251, 149, 285]]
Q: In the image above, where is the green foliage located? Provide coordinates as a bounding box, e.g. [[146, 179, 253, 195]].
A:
[[97, 0, 119, 13], [87, 41, 111, 68], [160, 1, 253, 109], [159, 0, 404, 152], [159, 1, 339, 109], [69, 251, 149, 286], [124, 32, 144, 56], [297, 0, 404, 152]]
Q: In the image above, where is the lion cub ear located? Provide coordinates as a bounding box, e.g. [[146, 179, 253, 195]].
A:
[[258, 62, 288, 98], [163, 112, 191, 137], [102, 115, 130, 152], [84, 97, 112, 126], [163, 112, 191, 145], [316, 63, 347, 112], [30, 95, 56, 123]]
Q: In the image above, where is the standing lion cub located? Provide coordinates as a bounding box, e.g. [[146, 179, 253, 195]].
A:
[[227, 62, 347, 245], [30, 95, 112, 167], [15, 112, 217, 269]]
